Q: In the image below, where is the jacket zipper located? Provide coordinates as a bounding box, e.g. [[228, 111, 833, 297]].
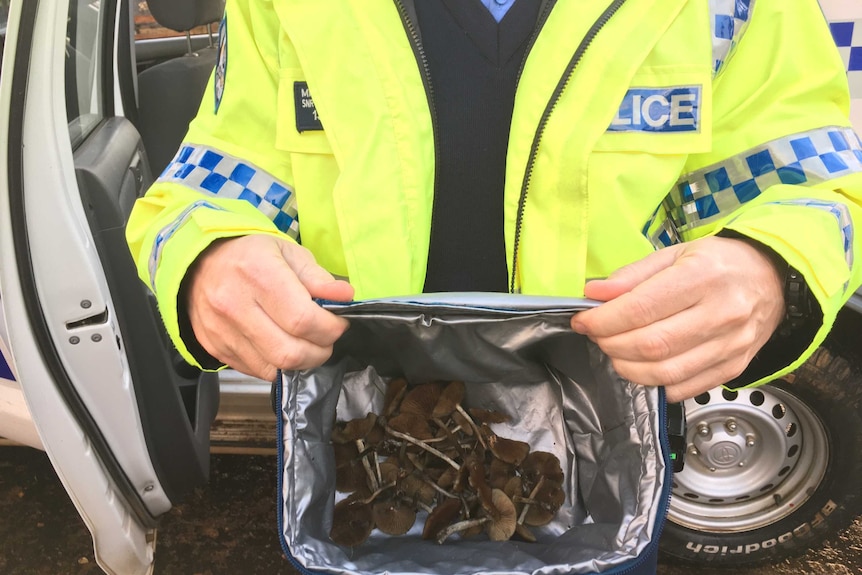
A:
[[509, 0, 631, 294], [393, 0, 440, 276]]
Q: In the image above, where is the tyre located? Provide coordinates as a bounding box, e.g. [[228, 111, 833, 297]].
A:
[[659, 345, 862, 566]]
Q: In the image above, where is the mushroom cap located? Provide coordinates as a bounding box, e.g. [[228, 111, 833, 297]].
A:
[[451, 411, 474, 436], [489, 435, 530, 466], [503, 476, 523, 500], [520, 451, 564, 484], [329, 498, 374, 547], [333, 443, 369, 493], [399, 473, 436, 505], [399, 383, 442, 417], [524, 480, 566, 527], [387, 413, 434, 440], [372, 500, 417, 536], [422, 497, 462, 540], [489, 458, 516, 490], [432, 380, 466, 418], [382, 378, 408, 417], [513, 522, 537, 543], [331, 413, 378, 444], [485, 489, 517, 542], [468, 408, 510, 424]]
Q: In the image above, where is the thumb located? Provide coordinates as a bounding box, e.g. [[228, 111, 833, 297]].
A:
[[279, 241, 355, 302], [584, 245, 683, 301]]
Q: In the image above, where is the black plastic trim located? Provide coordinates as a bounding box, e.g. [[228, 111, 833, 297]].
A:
[[7, 0, 156, 528]]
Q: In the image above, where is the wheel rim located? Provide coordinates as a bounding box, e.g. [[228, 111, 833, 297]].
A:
[[668, 384, 829, 532]]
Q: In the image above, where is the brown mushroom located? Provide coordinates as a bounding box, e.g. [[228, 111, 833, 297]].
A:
[[399, 382, 442, 417], [432, 380, 466, 419], [333, 443, 367, 493], [520, 478, 566, 527], [372, 500, 417, 536], [385, 426, 461, 470], [422, 497, 462, 540], [388, 413, 434, 440], [436, 488, 516, 544], [331, 413, 378, 444], [469, 408, 510, 424], [488, 435, 530, 466], [382, 378, 408, 417], [330, 497, 374, 547], [520, 451, 564, 484]]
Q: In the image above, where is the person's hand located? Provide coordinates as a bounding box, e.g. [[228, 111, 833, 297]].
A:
[[186, 235, 354, 380], [571, 236, 785, 403]]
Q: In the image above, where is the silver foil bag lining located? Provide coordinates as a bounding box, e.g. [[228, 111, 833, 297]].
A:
[[280, 298, 667, 575]]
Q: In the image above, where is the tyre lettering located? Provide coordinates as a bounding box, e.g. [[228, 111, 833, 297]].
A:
[[682, 500, 844, 557]]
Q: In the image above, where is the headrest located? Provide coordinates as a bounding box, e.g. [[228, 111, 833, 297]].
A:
[[147, 0, 226, 33]]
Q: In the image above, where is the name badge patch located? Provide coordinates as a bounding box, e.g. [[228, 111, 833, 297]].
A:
[[295, 82, 324, 133], [608, 86, 701, 133]]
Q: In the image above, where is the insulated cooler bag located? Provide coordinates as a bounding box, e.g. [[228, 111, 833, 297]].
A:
[[277, 294, 673, 575]]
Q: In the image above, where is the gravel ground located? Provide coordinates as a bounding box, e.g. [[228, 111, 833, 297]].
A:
[[1, 446, 860, 574]]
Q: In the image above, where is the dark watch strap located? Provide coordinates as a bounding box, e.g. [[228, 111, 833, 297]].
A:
[[778, 265, 813, 337]]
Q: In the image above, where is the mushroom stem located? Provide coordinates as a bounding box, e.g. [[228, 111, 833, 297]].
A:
[[424, 479, 461, 500], [517, 477, 546, 525], [357, 481, 397, 505], [385, 427, 461, 470], [436, 517, 491, 544], [455, 405, 486, 449], [355, 439, 379, 491]]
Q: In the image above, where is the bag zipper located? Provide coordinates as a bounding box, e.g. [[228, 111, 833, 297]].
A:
[[605, 386, 675, 575], [509, 0, 631, 294]]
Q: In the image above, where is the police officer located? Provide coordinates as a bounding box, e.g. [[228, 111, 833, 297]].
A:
[[127, 0, 862, 403]]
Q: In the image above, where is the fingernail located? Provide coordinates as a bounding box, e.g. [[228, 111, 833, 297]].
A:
[[571, 321, 586, 334]]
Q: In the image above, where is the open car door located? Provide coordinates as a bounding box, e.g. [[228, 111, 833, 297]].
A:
[[0, 1, 219, 573]]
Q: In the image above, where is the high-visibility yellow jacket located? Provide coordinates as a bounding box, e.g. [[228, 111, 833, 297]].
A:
[[127, 0, 862, 385]]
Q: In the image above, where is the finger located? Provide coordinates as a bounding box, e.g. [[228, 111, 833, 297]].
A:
[[280, 242, 355, 302], [589, 304, 733, 363], [583, 245, 684, 302], [608, 335, 753, 391], [255, 250, 351, 348], [203, 306, 339, 377], [573, 267, 702, 338]]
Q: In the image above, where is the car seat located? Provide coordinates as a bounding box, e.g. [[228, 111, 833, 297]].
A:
[[136, 0, 225, 176]]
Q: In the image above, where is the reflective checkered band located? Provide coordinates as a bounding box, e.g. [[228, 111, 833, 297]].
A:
[[763, 199, 853, 271], [148, 200, 225, 293], [645, 126, 862, 249], [711, 0, 755, 77], [159, 144, 300, 239], [830, 19, 862, 98]]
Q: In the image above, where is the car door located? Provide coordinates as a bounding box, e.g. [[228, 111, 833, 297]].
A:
[[0, 1, 218, 573]]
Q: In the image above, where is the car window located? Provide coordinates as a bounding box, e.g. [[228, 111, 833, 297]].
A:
[[66, 0, 104, 147], [134, 1, 212, 40], [0, 0, 9, 77]]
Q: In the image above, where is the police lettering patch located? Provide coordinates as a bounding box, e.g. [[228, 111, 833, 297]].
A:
[[214, 15, 227, 114], [608, 86, 701, 133], [295, 82, 324, 132]]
